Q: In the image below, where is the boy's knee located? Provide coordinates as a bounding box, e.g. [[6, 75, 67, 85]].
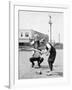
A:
[[30, 58, 33, 62]]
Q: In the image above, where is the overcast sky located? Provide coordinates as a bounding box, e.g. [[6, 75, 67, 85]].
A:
[[19, 11, 64, 43]]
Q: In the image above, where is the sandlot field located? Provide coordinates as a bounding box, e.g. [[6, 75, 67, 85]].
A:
[[18, 49, 63, 79]]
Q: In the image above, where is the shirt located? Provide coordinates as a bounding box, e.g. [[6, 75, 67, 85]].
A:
[[32, 50, 41, 58]]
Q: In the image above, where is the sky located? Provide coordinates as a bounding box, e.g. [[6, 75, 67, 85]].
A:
[[19, 11, 64, 43]]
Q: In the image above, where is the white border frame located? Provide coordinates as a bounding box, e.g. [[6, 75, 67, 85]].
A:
[[9, 1, 71, 88]]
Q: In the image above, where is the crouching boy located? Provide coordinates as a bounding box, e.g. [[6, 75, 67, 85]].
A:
[[30, 49, 44, 68]]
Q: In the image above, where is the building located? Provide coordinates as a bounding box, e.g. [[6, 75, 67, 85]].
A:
[[19, 29, 32, 43], [19, 29, 49, 48]]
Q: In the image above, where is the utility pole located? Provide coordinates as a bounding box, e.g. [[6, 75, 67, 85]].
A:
[[49, 16, 52, 43]]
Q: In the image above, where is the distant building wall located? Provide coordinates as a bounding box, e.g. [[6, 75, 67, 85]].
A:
[[19, 30, 32, 43], [19, 29, 49, 44]]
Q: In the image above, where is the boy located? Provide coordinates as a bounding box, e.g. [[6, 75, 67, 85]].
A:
[[30, 49, 44, 68], [45, 43, 56, 71]]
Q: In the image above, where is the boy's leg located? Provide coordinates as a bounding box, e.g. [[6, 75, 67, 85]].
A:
[[48, 58, 53, 71], [38, 57, 44, 68], [48, 53, 56, 71], [32, 62, 35, 67], [48, 61, 53, 71], [30, 57, 35, 67], [40, 57, 44, 64], [37, 57, 41, 68]]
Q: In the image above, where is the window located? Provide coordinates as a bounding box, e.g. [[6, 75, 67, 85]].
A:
[[25, 32, 29, 37]]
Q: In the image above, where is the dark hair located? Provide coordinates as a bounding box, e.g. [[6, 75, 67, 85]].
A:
[[38, 49, 42, 51], [46, 46, 49, 50], [34, 40, 40, 49]]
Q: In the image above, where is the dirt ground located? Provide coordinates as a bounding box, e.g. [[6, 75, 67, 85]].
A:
[[18, 49, 63, 79]]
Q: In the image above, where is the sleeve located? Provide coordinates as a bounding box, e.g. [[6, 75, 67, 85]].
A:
[[30, 41, 34, 45], [46, 43, 51, 49]]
